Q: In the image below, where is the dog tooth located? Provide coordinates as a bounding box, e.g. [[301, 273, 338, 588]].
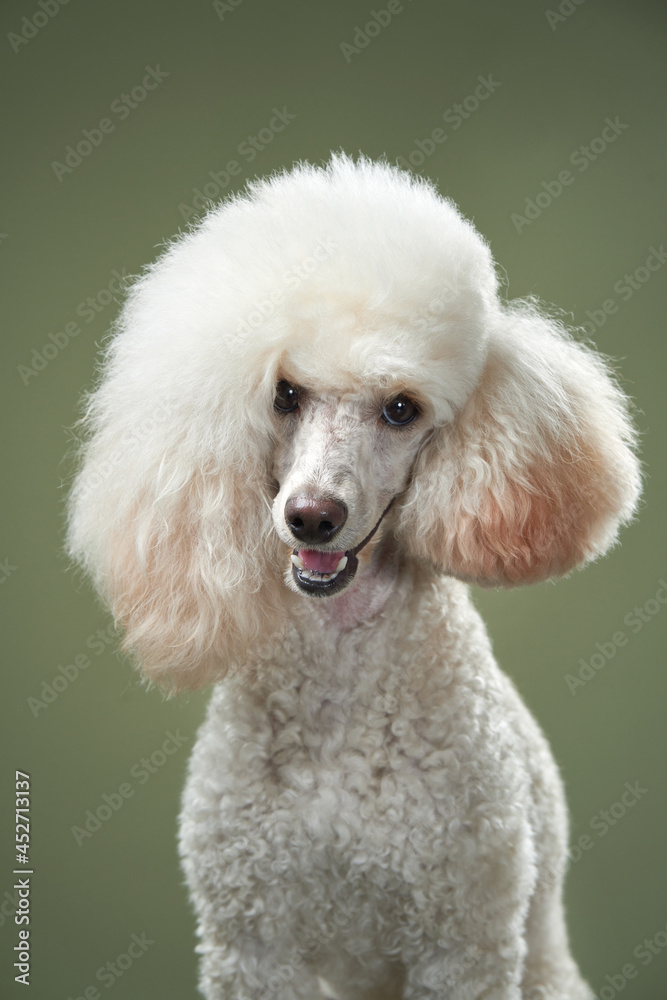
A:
[[335, 555, 348, 572], [294, 564, 344, 583]]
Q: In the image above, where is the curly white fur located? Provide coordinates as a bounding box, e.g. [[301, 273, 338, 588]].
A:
[[68, 155, 641, 999]]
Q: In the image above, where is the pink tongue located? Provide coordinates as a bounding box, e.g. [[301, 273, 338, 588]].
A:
[[298, 549, 345, 572]]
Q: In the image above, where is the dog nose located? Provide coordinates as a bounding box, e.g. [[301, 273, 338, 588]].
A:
[[285, 496, 347, 545]]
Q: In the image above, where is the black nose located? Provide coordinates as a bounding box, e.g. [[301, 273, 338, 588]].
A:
[[284, 496, 347, 546]]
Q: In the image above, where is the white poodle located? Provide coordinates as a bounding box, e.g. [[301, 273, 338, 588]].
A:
[[68, 155, 640, 1000]]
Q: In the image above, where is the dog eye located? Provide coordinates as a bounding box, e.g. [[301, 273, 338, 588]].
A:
[[274, 380, 300, 413], [382, 394, 418, 427]]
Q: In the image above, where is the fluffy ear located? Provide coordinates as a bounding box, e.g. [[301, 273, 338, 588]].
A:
[[397, 303, 641, 586], [67, 377, 287, 692]]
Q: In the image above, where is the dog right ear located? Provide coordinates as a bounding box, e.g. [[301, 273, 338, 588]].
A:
[[67, 389, 288, 692], [397, 303, 641, 587]]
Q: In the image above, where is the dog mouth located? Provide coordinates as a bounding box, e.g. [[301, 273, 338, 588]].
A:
[[289, 500, 394, 597], [290, 549, 354, 596]]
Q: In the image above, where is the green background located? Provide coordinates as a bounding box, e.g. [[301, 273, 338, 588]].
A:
[[1, 1, 666, 997]]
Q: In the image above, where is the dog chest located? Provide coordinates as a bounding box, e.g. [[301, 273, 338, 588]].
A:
[[185, 661, 532, 897]]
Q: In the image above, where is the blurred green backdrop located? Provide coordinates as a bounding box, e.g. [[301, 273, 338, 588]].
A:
[[1, 1, 665, 997]]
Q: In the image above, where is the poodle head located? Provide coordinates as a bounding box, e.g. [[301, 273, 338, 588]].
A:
[[67, 155, 641, 689]]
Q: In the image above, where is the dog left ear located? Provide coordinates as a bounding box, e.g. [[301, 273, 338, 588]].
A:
[[67, 394, 288, 691], [397, 303, 641, 586]]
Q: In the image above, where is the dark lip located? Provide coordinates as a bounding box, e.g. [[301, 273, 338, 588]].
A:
[[291, 551, 359, 597], [290, 498, 394, 598]]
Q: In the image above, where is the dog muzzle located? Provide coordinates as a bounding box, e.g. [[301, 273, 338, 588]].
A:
[[289, 499, 395, 597]]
